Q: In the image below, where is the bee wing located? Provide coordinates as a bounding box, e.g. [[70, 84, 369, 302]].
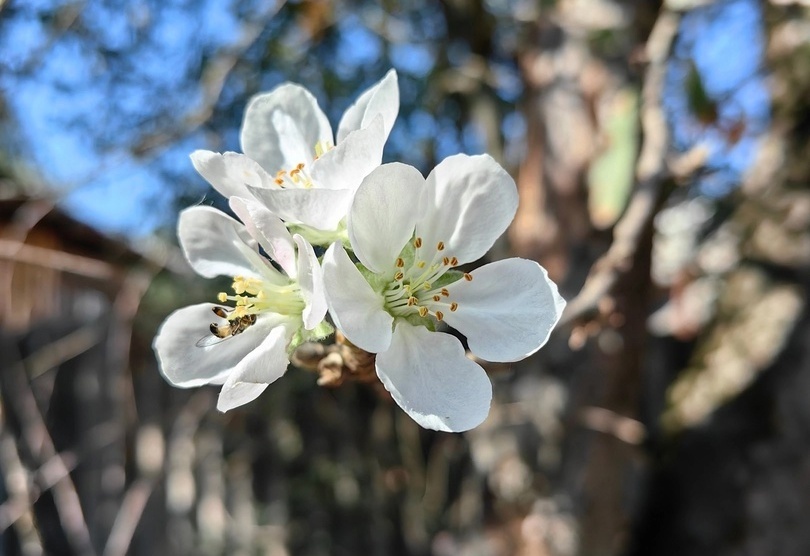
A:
[[195, 334, 227, 348]]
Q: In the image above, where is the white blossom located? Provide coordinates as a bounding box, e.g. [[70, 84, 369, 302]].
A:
[[153, 197, 328, 412], [189, 70, 399, 238], [323, 155, 566, 432]]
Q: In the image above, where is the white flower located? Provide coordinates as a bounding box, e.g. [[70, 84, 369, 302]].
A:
[[153, 197, 328, 412], [322, 155, 566, 432], [189, 70, 399, 236]]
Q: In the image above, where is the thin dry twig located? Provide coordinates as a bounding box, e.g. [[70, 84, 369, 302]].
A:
[[3, 343, 97, 555], [131, 1, 286, 156], [559, 11, 690, 327], [0, 399, 44, 555], [102, 478, 158, 556]]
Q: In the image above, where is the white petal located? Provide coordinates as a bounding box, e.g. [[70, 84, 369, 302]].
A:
[[190, 150, 274, 199], [376, 323, 492, 432], [294, 234, 328, 330], [419, 154, 518, 265], [309, 116, 385, 192], [229, 196, 297, 279], [217, 381, 268, 413], [153, 303, 281, 388], [247, 186, 354, 231], [216, 324, 292, 412], [322, 243, 393, 353], [178, 206, 267, 279], [443, 258, 566, 362], [347, 162, 424, 274], [240, 84, 333, 174], [337, 69, 399, 143]]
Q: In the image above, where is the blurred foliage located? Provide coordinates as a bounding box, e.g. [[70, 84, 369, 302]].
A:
[[1, 0, 810, 555], [0, 0, 526, 234], [587, 87, 638, 229]]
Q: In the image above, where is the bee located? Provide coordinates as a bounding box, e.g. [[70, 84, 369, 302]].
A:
[[195, 306, 257, 347]]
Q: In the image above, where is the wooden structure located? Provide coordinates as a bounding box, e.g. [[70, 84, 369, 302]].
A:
[[0, 197, 180, 555]]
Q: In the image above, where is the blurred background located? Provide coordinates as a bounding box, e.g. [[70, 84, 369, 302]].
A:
[[1, 0, 809, 554]]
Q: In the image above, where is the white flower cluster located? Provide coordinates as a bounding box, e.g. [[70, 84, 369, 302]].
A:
[[154, 71, 566, 432]]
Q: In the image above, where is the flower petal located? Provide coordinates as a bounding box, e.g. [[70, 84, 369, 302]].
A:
[[240, 84, 332, 174], [294, 234, 328, 330], [216, 324, 292, 412], [247, 186, 354, 231], [337, 69, 399, 143], [229, 196, 297, 279], [322, 243, 393, 353], [190, 150, 274, 200], [376, 323, 492, 432], [418, 154, 518, 265], [178, 206, 267, 279], [443, 258, 565, 362], [347, 162, 424, 274], [154, 303, 283, 388], [309, 116, 385, 192]]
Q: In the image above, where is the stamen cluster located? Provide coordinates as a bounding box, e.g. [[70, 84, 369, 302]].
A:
[[383, 237, 468, 322]]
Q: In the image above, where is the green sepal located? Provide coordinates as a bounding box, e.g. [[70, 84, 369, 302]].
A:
[[287, 329, 308, 354], [397, 240, 416, 269], [356, 263, 389, 294], [431, 269, 465, 289], [287, 321, 335, 354], [308, 320, 334, 341], [400, 313, 436, 332]]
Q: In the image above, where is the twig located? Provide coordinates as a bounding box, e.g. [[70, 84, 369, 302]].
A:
[[102, 478, 158, 556], [3, 343, 97, 555], [131, 1, 286, 156], [22, 324, 103, 380], [559, 11, 684, 327], [0, 399, 44, 555]]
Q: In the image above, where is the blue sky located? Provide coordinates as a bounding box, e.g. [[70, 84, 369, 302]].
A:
[[0, 0, 769, 237]]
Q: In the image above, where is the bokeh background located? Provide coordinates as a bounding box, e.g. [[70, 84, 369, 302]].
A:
[[1, 0, 809, 554]]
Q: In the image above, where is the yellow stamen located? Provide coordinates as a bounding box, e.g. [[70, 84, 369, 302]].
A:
[[435, 311, 444, 321], [441, 288, 450, 297], [464, 273, 473, 281], [437, 241, 445, 251], [418, 307, 428, 317], [450, 302, 458, 312], [408, 296, 418, 306], [433, 295, 441, 302], [414, 237, 422, 248], [396, 258, 405, 268]]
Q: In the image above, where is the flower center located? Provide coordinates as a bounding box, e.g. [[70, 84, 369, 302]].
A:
[[382, 236, 471, 322], [204, 276, 305, 339], [272, 140, 334, 190]]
